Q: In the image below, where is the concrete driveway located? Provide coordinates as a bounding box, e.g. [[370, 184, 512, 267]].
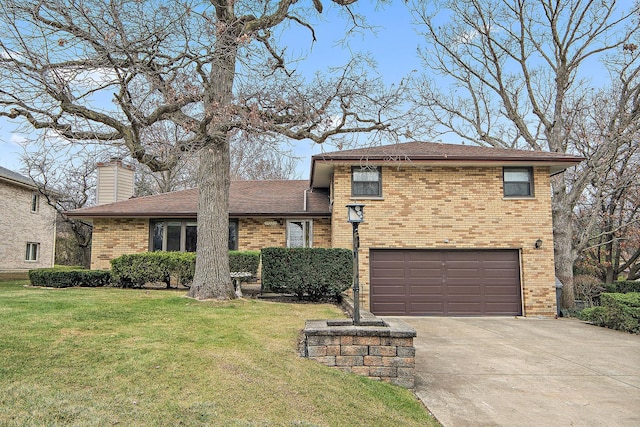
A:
[[397, 317, 640, 427]]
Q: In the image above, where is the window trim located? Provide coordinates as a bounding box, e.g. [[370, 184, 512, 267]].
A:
[[150, 219, 198, 252], [351, 166, 382, 198], [286, 219, 313, 248], [25, 242, 39, 262], [31, 192, 39, 213], [150, 219, 238, 252], [503, 167, 534, 198]]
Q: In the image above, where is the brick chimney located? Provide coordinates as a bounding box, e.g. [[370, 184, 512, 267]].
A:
[[96, 158, 135, 205]]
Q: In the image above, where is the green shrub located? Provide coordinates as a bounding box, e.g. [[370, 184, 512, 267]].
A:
[[580, 293, 640, 334], [29, 268, 111, 288], [604, 281, 640, 294], [110, 252, 188, 288], [110, 251, 259, 288], [261, 247, 352, 301], [229, 251, 260, 277]]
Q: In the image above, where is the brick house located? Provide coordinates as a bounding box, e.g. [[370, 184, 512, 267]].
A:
[[0, 166, 57, 273], [67, 142, 583, 317]]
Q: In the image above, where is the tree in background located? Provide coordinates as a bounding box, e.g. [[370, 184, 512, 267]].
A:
[[408, 0, 640, 307], [21, 141, 108, 267], [0, 0, 406, 299]]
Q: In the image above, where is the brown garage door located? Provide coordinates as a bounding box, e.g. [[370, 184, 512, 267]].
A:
[[370, 249, 522, 316]]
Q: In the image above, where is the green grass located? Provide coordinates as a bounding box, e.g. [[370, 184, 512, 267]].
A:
[[0, 280, 438, 426]]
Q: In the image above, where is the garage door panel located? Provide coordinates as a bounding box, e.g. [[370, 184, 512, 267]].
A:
[[371, 302, 407, 316], [371, 268, 405, 279], [410, 303, 445, 315], [409, 284, 445, 295], [370, 249, 522, 316]]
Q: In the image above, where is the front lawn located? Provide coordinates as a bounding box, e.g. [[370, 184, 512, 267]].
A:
[[0, 280, 437, 426]]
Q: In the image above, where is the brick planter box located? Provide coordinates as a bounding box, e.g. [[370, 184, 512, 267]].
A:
[[300, 312, 417, 388]]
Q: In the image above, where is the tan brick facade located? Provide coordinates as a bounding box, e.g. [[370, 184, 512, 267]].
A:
[[238, 217, 331, 250], [86, 164, 556, 317], [90, 216, 332, 270], [91, 218, 149, 270], [330, 165, 556, 317]]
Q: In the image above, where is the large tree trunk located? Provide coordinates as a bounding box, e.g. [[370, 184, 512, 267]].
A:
[[188, 143, 234, 300], [552, 176, 575, 309], [187, 19, 238, 300]]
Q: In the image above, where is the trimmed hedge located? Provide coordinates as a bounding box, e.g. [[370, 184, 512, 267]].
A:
[[580, 292, 640, 334], [110, 251, 260, 288], [29, 268, 112, 288], [604, 281, 640, 294], [261, 247, 352, 301], [110, 252, 195, 288], [229, 251, 260, 278]]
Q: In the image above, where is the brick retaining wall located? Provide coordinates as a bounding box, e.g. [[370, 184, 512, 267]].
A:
[[300, 315, 417, 388]]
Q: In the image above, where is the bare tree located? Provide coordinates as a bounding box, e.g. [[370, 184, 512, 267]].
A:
[[230, 132, 300, 180], [0, 0, 405, 299], [573, 81, 640, 283], [20, 139, 108, 267], [408, 0, 640, 307]]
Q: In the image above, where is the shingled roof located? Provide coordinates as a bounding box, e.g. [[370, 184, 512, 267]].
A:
[[0, 165, 37, 189], [66, 180, 330, 218], [310, 141, 584, 187]]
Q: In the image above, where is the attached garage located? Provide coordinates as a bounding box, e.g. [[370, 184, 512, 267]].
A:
[[370, 249, 522, 316]]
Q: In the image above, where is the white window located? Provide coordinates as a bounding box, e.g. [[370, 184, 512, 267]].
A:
[[25, 242, 39, 261], [286, 220, 313, 248], [352, 166, 382, 197], [31, 192, 39, 213], [503, 167, 534, 197]]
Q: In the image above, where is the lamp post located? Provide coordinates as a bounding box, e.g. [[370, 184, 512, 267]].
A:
[[346, 203, 365, 325]]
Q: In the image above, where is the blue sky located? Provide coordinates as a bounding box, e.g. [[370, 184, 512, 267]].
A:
[[0, 2, 422, 177]]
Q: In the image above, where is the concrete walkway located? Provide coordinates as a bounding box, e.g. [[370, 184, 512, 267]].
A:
[[397, 317, 640, 427]]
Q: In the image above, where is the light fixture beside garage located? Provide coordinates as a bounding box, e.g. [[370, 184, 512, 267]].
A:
[[346, 203, 365, 223], [346, 203, 365, 325], [534, 239, 543, 249]]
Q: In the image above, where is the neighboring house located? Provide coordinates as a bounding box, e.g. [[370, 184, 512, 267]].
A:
[[67, 142, 583, 317], [0, 166, 57, 272]]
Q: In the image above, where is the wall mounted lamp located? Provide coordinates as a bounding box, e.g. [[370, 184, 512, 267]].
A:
[[534, 239, 543, 249]]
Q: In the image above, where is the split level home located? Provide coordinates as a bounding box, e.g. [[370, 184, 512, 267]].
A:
[[0, 166, 57, 273], [67, 142, 584, 317]]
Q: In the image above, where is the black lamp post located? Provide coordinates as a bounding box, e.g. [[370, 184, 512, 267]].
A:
[[346, 203, 365, 325]]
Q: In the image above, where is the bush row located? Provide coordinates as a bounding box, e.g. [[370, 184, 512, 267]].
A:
[[603, 281, 640, 294], [580, 292, 640, 334], [110, 251, 260, 288], [261, 247, 352, 301], [29, 268, 112, 288]]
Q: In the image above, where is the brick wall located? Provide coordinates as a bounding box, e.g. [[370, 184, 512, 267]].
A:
[[330, 165, 557, 317], [238, 217, 331, 250], [90, 216, 332, 270], [302, 318, 416, 388], [0, 181, 56, 272], [91, 218, 149, 270]]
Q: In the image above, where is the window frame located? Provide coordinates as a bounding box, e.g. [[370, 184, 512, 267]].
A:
[[150, 219, 198, 252], [503, 167, 534, 198], [228, 220, 239, 251], [31, 192, 39, 213], [25, 242, 39, 261], [351, 166, 382, 198], [150, 219, 238, 252], [286, 219, 313, 248]]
